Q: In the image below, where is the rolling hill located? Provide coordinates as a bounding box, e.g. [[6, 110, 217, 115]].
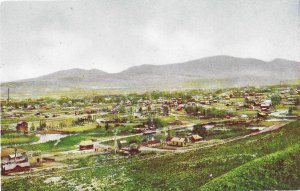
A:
[[1, 55, 299, 97]]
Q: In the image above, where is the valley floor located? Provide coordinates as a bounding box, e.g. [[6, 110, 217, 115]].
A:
[[2, 120, 300, 191]]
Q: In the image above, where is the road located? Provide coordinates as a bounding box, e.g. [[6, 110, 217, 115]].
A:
[[138, 122, 288, 153], [2, 122, 289, 180]]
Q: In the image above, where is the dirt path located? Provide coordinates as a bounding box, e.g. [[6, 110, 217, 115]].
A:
[[2, 122, 289, 180]]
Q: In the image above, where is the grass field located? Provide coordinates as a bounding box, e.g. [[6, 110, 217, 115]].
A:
[[3, 121, 299, 190], [1, 116, 42, 124], [1, 133, 40, 146], [60, 124, 97, 133], [17, 132, 112, 153]]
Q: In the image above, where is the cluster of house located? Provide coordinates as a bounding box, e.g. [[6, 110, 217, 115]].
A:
[[117, 140, 141, 155], [169, 134, 203, 147], [140, 132, 203, 148], [78, 139, 140, 155], [1, 148, 30, 175], [2, 113, 24, 118], [2, 103, 57, 112]]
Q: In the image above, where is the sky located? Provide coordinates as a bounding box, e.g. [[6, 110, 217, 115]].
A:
[[1, 0, 299, 82]]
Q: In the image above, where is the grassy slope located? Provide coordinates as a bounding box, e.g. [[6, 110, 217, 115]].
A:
[[2, 121, 300, 191], [119, 121, 300, 190], [200, 144, 300, 190]]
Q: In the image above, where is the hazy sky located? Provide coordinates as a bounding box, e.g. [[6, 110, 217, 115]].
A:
[[1, 0, 299, 82]]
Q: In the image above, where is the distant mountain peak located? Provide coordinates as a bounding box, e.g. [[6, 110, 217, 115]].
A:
[[1, 55, 299, 96], [269, 58, 298, 63]]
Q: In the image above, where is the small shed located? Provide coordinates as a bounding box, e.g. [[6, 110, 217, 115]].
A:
[[79, 140, 94, 150]]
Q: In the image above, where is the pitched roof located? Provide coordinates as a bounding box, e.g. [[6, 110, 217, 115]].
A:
[[79, 140, 93, 146], [9, 153, 23, 158], [2, 162, 30, 170], [171, 137, 186, 142], [17, 121, 27, 125], [192, 135, 202, 140]]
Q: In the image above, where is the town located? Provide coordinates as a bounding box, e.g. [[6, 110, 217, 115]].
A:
[[1, 84, 299, 189]]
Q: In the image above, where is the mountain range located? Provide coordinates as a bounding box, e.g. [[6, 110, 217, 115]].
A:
[[1, 55, 299, 97]]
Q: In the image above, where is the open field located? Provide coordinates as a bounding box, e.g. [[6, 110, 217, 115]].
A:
[[1, 134, 40, 146]]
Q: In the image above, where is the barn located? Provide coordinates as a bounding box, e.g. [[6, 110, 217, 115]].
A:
[[16, 121, 28, 134], [79, 140, 94, 150]]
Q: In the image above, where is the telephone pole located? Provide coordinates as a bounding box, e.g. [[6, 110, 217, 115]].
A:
[[113, 128, 120, 154], [7, 88, 10, 104]]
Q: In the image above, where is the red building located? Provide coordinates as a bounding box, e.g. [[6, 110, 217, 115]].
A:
[[79, 140, 94, 150], [16, 121, 28, 134], [1, 162, 30, 175]]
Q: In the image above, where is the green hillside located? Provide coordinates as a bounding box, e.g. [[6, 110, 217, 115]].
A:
[[200, 144, 300, 190]]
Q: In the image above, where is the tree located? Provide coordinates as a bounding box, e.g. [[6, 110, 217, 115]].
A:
[[93, 95, 105, 103], [185, 105, 194, 115], [146, 116, 153, 127], [193, 124, 207, 137], [288, 107, 296, 115], [105, 122, 109, 130], [153, 118, 166, 128], [87, 114, 92, 122], [129, 107, 133, 114], [138, 107, 143, 113], [271, 94, 281, 109], [168, 129, 176, 138], [163, 105, 170, 116], [38, 120, 47, 130], [119, 106, 126, 113], [30, 123, 35, 132]]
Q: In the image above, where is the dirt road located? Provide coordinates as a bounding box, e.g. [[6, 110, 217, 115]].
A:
[[2, 122, 289, 180]]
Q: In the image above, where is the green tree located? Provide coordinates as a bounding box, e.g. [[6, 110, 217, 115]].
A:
[[105, 122, 109, 131], [288, 107, 296, 115], [153, 118, 166, 128], [38, 120, 47, 130], [119, 106, 126, 113], [163, 105, 170, 116], [193, 124, 207, 137], [30, 123, 35, 132], [271, 94, 281, 109]]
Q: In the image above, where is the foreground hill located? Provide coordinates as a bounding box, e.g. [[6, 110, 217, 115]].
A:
[[2, 121, 300, 190], [1, 56, 299, 97]]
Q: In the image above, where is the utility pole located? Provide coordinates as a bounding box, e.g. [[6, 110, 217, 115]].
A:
[[7, 88, 10, 104], [113, 128, 120, 154], [14, 144, 17, 163]]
